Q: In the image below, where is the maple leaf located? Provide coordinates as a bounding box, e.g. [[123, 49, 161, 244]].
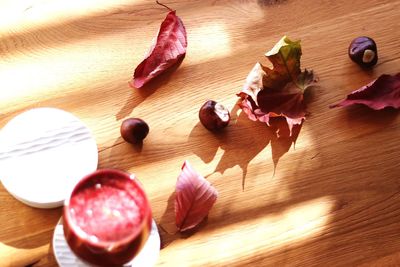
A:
[[131, 10, 187, 88], [330, 73, 400, 109], [237, 36, 317, 134], [175, 161, 218, 232]]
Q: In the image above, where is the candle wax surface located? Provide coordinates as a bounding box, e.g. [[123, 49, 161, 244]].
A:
[[68, 176, 145, 243]]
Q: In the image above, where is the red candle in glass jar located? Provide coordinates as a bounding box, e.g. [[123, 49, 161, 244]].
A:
[[63, 169, 152, 266]]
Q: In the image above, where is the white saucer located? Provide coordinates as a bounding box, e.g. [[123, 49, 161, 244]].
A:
[[53, 218, 160, 267], [0, 108, 98, 208]]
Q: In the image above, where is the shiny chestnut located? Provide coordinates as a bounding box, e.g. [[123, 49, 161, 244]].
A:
[[120, 118, 149, 144], [348, 36, 378, 68], [199, 100, 230, 131]]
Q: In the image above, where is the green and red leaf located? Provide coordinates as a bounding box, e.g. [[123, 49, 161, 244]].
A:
[[237, 36, 317, 134]]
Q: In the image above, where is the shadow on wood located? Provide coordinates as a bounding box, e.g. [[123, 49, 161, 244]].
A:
[[115, 58, 185, 121], [188, 105, 301, 189]]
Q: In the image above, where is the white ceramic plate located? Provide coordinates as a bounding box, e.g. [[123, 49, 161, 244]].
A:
[[53, 218, 160, 267], [0, 108, 98, 208]]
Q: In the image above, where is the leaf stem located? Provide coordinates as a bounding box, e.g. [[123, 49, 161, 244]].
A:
[[156, 0, 174, 11]]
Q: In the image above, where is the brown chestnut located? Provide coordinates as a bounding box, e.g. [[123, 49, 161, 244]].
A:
[[199, 100, 230, 131], [348, 36, 378, 68], [120, 118, 149, 144]]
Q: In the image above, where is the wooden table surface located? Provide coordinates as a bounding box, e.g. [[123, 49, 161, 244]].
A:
[[1, 0, 400, 266]]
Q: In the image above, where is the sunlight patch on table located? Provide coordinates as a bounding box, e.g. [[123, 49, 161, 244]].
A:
[[0, 0, 142, 35], [160, 196, 334, 266], [0, 36, 130, 112], [187, 23, 232, 64]]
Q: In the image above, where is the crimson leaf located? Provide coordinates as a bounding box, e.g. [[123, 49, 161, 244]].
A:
[[330, 73, 400, 109], [175, 161, 218, 232], [131, 10, 187, 88]]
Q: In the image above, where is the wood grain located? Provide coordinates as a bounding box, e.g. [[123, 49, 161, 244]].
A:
[[0, 0, 400, 266]]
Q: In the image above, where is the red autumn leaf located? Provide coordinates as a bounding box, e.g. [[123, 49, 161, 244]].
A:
[[330, 73, 400, 109], [175, 161, 218, 232], [131, 10, 187, 88], [237, 36, 317, 135]]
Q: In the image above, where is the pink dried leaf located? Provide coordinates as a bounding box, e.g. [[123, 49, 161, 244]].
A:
[[240, 62, 265, 106], [131, 10, 187, 88], [175, 161, 218, 232], [330, 73, 400, 110]]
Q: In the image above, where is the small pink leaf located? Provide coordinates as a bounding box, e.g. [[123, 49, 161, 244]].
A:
[[132, 10, 187, 88], [175, 161, 218, 232], [330, 73, 400, 109]]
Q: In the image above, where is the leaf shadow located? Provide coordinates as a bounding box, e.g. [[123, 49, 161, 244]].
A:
[[115, 58, 184, 121], [269, 117, 302, 173], [342, 105, 400, 126], [188, 105, 301, 189], [158, 192, 177, 249]]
